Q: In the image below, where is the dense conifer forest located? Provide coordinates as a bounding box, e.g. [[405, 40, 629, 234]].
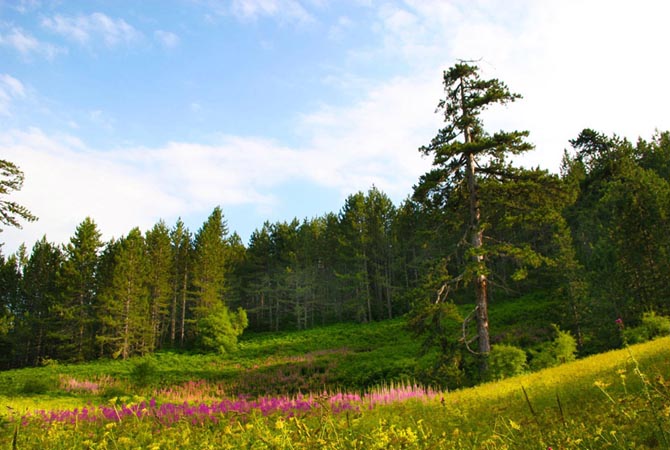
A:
[[2, 65, 670, 383]]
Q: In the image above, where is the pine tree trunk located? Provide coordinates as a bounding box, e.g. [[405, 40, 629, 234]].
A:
[[77, 293, 85, 361], [466, 151, 491, 370], [180, 269, 187, 346], [461, 71, 491, 371], [170, 289, 177, 346], [123, 289, 131, 360], [363, 253, 372, 322]]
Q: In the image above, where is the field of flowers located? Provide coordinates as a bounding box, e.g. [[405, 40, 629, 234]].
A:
[[1, 336, 669, 449]]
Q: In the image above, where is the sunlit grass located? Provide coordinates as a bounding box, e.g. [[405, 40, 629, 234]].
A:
[[1, 337, 668, 448]]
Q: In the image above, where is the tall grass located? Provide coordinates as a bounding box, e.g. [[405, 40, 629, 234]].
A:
[[2, 337, 668, 448]]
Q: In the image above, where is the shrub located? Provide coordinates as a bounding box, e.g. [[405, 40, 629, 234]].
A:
[[488, 344, 527, 381], [624, 311, 670, 344], [197, 306, 249, 354], [21, 376, 55, 394], [529, 325, 577, 370], [101, 385, 128, 400], [552, 325, 578, 364], [130, 357, 158, 388]]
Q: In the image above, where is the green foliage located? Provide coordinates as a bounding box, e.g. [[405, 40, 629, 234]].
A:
[[20, 375, 56, 395], [192, 206, 229, 318], [4, 120, 670, 384], [564, 129, 670, 352], [488, 344, 527, 380], [624, 311, 670, 344], [413, 63, 577, 372], [408, 302, 476, 389], [100, 385, 128, 400], [97, 228, 150, 360], [197, 306, 248, 355], [529, 325, 578, 370], [54, 217, 103, 362], [552, 326, 578, 364], [144, 221, 174, 352], [0, 159, 37, 231], [129, 357, 158, 388]]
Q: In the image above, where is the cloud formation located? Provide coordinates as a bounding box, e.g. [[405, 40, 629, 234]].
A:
[[229, 0, 314, 23], [0, 27, 64, 60], [154, 30, 180, 49], [42, 12, 142, 47], [2, 0, 670, 254], [0, 74, 26, 116]]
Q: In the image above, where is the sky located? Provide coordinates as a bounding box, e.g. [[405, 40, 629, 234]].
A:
[[1, 0, 670, 254]]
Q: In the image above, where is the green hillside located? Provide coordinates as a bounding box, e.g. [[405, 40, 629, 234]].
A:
[[1, 283, 666, 448], [1, 318, 669, 448], [0, 292, 561, 407]]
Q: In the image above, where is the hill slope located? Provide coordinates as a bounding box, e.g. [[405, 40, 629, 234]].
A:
[[1, 327, 668, 448]]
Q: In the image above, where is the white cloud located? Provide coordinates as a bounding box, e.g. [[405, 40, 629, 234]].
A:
[[42, 12, 142, 47], [230, 0, 314, 23], [13, 0, 41, 13], [3, 0, 670, 254], [88, 109, 115, 131], [0, 74, 25, 98], [339, 0, 670, 171], [0, 129, 191, 252], [328, 15, 353, 41], [0, 74, 26, 116], [299, 73, 438, 198], [154, 30, 180, 48], [0, 103, 436, 252], [440, 0, 670, 169], [0, 27, 64, 60], [0, 128, 307, 252]]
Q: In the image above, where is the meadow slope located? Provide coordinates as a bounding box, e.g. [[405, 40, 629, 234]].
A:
[[0, 327, 668, 448]]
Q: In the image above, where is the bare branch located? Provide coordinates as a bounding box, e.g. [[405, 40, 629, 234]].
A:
[[461, 306, 482, 355], [435, 272, 464, 303]]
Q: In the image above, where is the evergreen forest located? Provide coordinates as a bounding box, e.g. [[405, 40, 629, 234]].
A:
[[2, 63, 670, 386]]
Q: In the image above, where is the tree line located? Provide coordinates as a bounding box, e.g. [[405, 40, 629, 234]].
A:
[[2, 64, 670, 371]]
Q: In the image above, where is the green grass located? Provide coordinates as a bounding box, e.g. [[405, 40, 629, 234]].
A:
[[1, 297, 668, 448], [0, 318, 421, 404], [1, 336, 668, 448]]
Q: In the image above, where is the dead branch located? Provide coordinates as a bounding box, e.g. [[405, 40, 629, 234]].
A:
[[461, 305, 482, 354]]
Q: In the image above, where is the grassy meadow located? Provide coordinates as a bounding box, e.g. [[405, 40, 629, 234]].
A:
[[0, 310, 668, 448]]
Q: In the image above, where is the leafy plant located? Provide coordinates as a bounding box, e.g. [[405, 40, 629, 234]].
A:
[[197, 306, 248, 355], [20, 376, 55, 395], [529, 324, 577, 370], [623, 311, 670, 344], [488, 344, 527, 380], [129, 357, 158, 388]]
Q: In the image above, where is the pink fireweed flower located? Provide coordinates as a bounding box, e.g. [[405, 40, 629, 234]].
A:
[[17, 383, 439, 427]]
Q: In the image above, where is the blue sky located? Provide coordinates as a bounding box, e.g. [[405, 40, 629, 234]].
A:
[[2, 0, 670, 253]]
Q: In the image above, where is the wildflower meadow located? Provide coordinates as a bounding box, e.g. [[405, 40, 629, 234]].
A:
[[2, 335, 669, 449]]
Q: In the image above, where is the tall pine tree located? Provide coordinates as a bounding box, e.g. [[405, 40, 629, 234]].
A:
[[170, 218, 192, 347], [56, 217, 102, 361], [97, 228, 150, 359], [145, 221, 173, 350], [192, 207, 248, 352], [414, 63, 534, 372]]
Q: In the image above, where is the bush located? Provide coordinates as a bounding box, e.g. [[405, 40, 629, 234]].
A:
[[130, 357, 158, 388], [624, 311, 670, 344], [529, 325, 577, 370], [552, 326, 578, 364], [197, 306, 249, 354], [21, 376, 55, 394], [488, 344, 527, 381]]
